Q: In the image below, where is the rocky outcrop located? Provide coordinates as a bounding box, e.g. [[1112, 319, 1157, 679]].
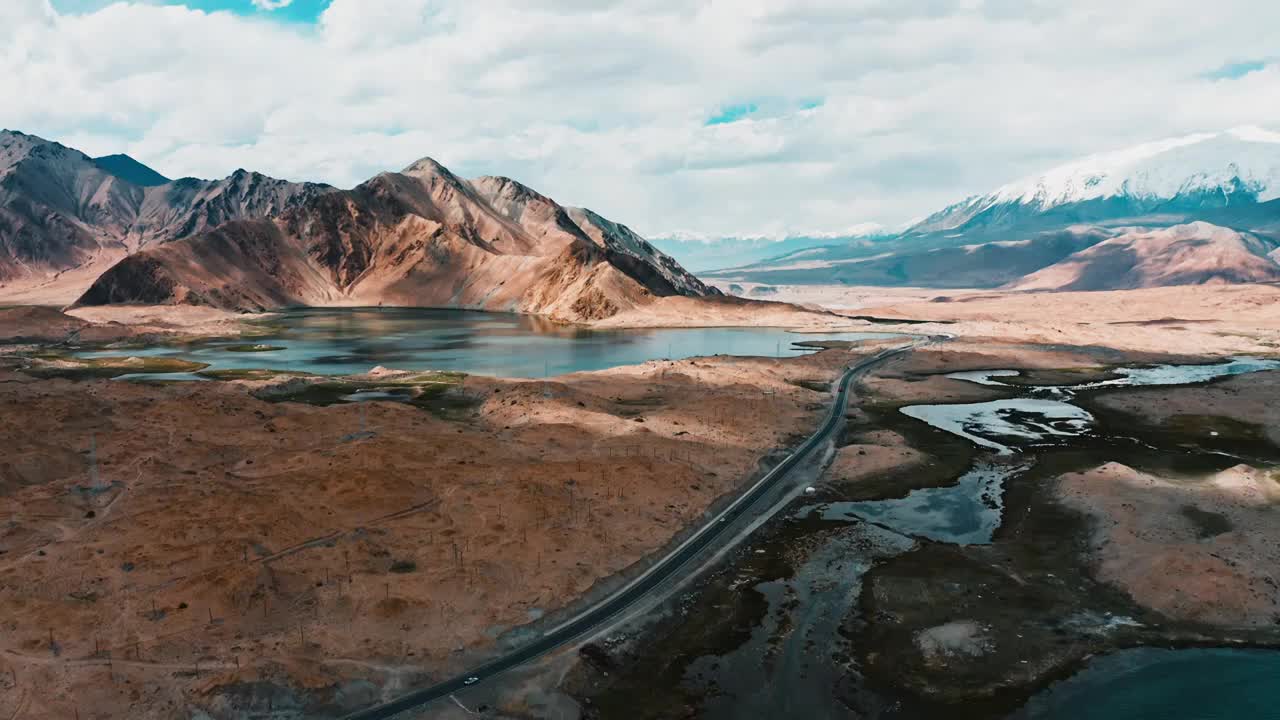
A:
[[76, 157, 717, 322], [0, 130, 329, 298], [1009, 222, 1280, 291]]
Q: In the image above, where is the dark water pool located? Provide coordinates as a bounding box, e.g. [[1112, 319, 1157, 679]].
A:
[[1013, 648, 1280, 720], [77, 307, 899, 378]]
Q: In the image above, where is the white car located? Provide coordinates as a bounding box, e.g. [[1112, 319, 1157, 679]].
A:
[[463, 676, 480, 686]]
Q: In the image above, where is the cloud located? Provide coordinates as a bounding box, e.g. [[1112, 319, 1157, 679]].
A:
[[3, 0, 1279, 238], [252, 0, 294, 9]]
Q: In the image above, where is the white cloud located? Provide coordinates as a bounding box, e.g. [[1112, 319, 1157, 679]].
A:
[[252, 0, 294, 10], [3, 0, 1279, 238]]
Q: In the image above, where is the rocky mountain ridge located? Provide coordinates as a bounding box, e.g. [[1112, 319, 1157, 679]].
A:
[[74, 154, 716, 320], [705, 127, 1280, 291]]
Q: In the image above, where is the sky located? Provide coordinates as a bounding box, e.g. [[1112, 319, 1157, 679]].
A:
[[3, 0, 1279, 240]]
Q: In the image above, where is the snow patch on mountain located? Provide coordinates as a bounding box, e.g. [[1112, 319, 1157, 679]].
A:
[[650, 222, 885, 244], [989, 126, 1280, 208]]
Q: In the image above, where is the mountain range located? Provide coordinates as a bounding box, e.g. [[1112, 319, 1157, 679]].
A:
[[703, 126, 1280, 291], [647, 225, 887, 272], [0, 130, 716, 321], [6, 125, 1279, 316]]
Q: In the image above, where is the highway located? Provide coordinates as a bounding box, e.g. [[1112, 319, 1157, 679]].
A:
[[343, 341, 919, 720]]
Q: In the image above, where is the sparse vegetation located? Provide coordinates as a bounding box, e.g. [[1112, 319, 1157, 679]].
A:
[[20, 354, 208, 379]]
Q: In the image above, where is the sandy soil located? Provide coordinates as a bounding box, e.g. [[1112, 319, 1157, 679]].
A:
[[752, 282, 1280, 356], [1092, 369, 1280, 448], [0, 252, 126, 306], [889, 284, 1280, 354], [562, 294, 855, 331], [1057, 462, 1280, 627], [824, 430, 927, 487], [3, 278, 1279, 718], [704, 282, 963, 312], [0, 338, 889, 719], [0, 306, 261, 346]]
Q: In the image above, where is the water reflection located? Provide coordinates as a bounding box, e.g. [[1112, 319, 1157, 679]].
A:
[[1013, 648, 1280, 720], [78, 307, 900, 378], [806, 461, 1029, 545]]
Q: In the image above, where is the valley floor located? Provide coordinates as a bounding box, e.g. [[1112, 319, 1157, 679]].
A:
[[1, 282, 1279, 719], [567, 339, 1280, 720], [0, 306, 892, 719], [712, 281, 1280, 356]]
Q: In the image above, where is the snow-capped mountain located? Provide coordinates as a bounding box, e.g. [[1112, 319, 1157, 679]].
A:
[[705, 126, 1280, 290], [649, 224, 886, 271], [913, 126, 1280, 234]]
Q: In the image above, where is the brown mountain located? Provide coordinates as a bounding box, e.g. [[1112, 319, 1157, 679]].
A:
[[0, 130, 330, 302], [75, 157, 717, 321], [1008, 222, 1280, 291]]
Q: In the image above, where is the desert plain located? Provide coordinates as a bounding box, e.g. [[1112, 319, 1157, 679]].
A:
[[0, 282, 1278, 719]]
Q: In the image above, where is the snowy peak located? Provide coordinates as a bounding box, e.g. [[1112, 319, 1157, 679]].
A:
[[989, 126, 1280, 209], [907, 126, 1280, 236]]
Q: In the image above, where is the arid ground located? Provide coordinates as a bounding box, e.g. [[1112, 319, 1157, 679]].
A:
[[563, 286, 1280, 720], [0, 302, 897, 719], [2, 283, 1279, 719]]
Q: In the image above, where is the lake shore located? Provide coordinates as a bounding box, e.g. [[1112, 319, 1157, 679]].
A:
[[0, 324, 906, 719], [3, 283, 1279, 719]]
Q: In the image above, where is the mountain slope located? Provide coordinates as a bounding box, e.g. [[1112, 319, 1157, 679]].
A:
[[1009, 222, 1280, 291], [710, 228, 1111, 288], [709, 127, 1280, 290], [913, 126, 1280, 236], [0, 130, 330, 301], [648, 226, 887, 272], [76, 158, 717, 321], [93, 154, 170, 187]]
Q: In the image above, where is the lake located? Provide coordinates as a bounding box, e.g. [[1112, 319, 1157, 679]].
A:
[[79, 307, 900, 378], [1013, 648, 1280, 720]]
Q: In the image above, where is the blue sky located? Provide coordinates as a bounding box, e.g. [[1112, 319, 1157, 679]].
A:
[[51, 0, 330, 23], [1205, 60, 1270, 81], [707, 103, 759, 126], [7, 1, 1280, 240], [706, 99, 826, 127]]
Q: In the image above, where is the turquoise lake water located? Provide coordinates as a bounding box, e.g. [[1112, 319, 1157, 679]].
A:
[[79, 307, 899, 378], [1014, 648, 1280, 720]]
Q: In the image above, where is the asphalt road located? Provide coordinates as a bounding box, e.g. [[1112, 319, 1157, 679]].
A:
[[343, 342, 918, 720]]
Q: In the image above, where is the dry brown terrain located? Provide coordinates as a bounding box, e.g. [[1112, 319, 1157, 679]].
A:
[[1010, 222, 1280, 291], [1058, 462, 1280, 628], [711, 281, 1280, 356], [1055, 370, 1280, 628], [0, 329, 891, 719], [2, 279, 1279, 718], [847, 282, 1280, 355]]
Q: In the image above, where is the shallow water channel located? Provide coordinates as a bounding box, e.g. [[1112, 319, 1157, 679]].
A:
[[590, 356, 1280, 718]]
